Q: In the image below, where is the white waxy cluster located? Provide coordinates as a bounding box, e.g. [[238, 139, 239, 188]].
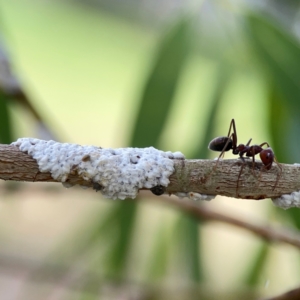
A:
[[272, 163, 300, 209], [12, 138, 185, 200], [272, 191, 300, 210], [175, 192, 215, 201]]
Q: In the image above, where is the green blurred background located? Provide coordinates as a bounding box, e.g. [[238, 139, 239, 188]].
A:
[[0, 0, 300, 299]]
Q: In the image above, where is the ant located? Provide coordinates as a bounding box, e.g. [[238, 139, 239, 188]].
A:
[[208, 119, 281, 192]]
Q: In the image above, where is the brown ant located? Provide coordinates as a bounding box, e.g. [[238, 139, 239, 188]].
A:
[[208, 119, 281, 192]]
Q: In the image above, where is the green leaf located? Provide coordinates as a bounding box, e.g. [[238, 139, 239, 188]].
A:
[[248, 15, 300, 227], [146, 223, 171, 280], [105, 17, 192, 277], [132, 16, 195, 281], [192, 63, 232, 159], [56, 16, 192, 281], [247, 13, 300, 162], [130, 17, 190, 148], [178, 64, 232, 283], [147, 214, 203, 282], [0, 93, 12, 143], [169, 198, 201, 282], [267, 83, 300, 164], [105, 202, 137, 275], [174, 214, 202, 282], [247, 14, 300, 116], [243, 242, 269, 287]]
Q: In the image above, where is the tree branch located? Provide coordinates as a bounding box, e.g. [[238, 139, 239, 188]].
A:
[[1, 143, 300, 200], [150, 195, 300, 249], [3, 142, 300, 249], [265, 286, 300, 300]]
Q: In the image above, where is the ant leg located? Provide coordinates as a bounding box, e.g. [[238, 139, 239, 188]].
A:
[[255, 161, 269, 190], [257, 159, 281, 191], [204, 136, 234, 184], [228, 119, 237, 151], [256, 163, 271, 190], [246, 138, 252, 146], [250, 147, 257, 176], [227, 119, 235, 139], [220, 119, 238, 160], [213, 129, 236, 169], [236, 156, 246, 196], [259, 142, 270, 148], [205, 119, 237, 184], [272, 158, 282, 191], [236, 138, 253, 195], [217, 133, 234, 160], [203, 133, 234, 183]]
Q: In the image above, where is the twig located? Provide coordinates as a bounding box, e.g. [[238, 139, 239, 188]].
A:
[[2, 142, 300, 253], [149, 194, 300, 249], [1, 143, 300, 199], [264, 286, 300, 300]]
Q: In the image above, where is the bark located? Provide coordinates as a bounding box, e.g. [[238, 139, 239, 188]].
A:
[[0, 144, 299, 200]]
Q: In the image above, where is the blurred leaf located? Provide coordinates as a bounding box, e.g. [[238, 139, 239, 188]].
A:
[[193, 63, 231, 159], [0, 94, 12, 143], [267, 84, 291, 163], [247, 14, 300, 163], [267, 83, 300, 165], [285, 207, 300, 229], [244, 242, 269, 287], [0, 39, 58, 140], [131, 17, 190, 148], [147, 214, 202, 282], [131, 16, 197, 282], [146, 224, 171, 280], [248, 14, 300, 227], [176, 63, 233, 283], [70, 16, 192, 280], [65, 201, 125, 255], [174, 214, 202, 282], [105, 202, 137, 275], [105, 17, 192, 277], [268, 89, 300, 229], [247, 14, 300, 116]]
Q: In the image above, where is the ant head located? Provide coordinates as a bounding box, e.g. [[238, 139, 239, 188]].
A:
[[260, 148, 274, 170]]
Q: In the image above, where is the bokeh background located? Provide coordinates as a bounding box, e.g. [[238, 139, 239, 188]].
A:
[[0, 0, 300, 299]]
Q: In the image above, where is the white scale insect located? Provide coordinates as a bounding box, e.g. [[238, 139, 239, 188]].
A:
[[12, 138, 185, 200]]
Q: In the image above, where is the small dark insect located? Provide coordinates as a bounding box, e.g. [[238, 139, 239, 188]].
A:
[[208, 119, 281, 192], [150, 185, 166, 196], [93, 182, 103, 192], [82, 154, 91, 162]]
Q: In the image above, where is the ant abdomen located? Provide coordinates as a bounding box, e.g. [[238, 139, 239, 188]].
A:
[[208, 137, 233, 152]]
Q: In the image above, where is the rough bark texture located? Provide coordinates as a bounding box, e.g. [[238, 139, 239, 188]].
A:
[[1, 144, 299, 200], [170, 159, 300, 199]]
